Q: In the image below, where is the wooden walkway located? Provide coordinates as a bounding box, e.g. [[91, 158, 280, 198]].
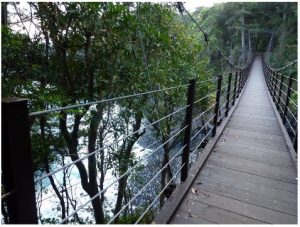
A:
[[157, 56, 298, 224]]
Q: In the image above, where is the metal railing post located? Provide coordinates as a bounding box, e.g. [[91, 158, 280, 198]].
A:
[[276, 73, 284, 112], [236, 70, 242, 98], [212, 75, 222, 137], [283, 75, 293, 124], [181, 79, 196, 182], [270, 70, 275, 98], [225, 73, 232, 117], [232, 71, 238, 106], [273, 71, 279, 102], [2, 98, 38, 224], [293, 131, 297, 152]]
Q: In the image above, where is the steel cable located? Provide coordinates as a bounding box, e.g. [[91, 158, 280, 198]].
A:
[[134, 164, 185, 224], [106, 144, 187, 224], [34, 105, 189, 183], [29, 84, 189, 117]]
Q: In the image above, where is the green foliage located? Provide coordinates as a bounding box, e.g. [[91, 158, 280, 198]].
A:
[[3, 2, 296, 224], [193, 2, 297, 69]]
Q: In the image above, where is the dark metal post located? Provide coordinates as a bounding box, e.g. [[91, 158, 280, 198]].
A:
[[181, 79, 196, 182], [240, 70, 244, 90], [236, 70, 242, 98], [271, 70, 276, 97], [293, 131, 297, 152], [2, 98, 38, 224], [232, 71, 238, 106], [273, 71, 279, 102], [283, 75, 293, 124], [276, 73, 284, 112], [225, 73, 232, 117], [212, 75, 222, 137], [242, 69, 246, 89]]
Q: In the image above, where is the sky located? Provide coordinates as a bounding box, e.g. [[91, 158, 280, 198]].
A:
[[185, 0, 224, 11], [8, 1, 223, 38]]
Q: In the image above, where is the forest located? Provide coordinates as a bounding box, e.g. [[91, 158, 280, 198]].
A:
[[1, 2, 297, 224]]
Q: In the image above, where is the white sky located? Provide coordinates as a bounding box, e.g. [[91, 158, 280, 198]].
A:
[[184, 0, 225, 11]]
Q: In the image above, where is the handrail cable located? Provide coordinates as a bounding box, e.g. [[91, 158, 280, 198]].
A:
[[60, 140, 187, 224], [196, 78, 217, 84], [191, 126, 214, 155], [104, 144, 186, 224], [285, 116, 296, 135], [286, 106, 298, 123], [289, 98, 297, 108], [41, 125, 186, 204], [29, 84, 189, 117], [194, 90, 216, 104], [40, 139, 163, 202], [1, 190, 16, 200], [134, 164, 185, 224], [193, 102, 216, 122], [191, 114, 215, 141], [34, 105, 189, 183], [274, 59, 297, 72]]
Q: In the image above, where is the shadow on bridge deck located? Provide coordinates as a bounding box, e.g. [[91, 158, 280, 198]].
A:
[[155, 56, 297, 224]]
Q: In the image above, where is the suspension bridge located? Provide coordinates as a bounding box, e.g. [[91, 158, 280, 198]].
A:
[[154, 54, 297, 224], [2, 52, 297, 224]]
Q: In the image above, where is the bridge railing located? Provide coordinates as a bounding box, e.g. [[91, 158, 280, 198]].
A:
[[2, 56, 253, 224], [262, 54, 298, 152]]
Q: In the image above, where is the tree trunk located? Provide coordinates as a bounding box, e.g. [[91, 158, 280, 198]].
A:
[[59, 112, 105, 224], [45, 157, 66, 221], [113, 112, 144, 223]]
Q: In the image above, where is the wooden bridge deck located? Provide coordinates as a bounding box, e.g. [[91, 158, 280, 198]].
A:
[[156, 56, 298, 224]]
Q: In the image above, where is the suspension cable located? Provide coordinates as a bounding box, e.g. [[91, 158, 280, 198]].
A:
[[29, 84, 189, 117]]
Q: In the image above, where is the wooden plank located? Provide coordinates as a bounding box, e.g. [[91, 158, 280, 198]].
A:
[[229, 116, 278, 128], [226, 120, 282, 136], [199, 167, 297, 202], [195, 174, 297, 215], [207, 153, 297, 183], [171, 211, 215, 224], [213, 143, 295, 168], [223, 127, 286, 144], [175, 198, 265, 224], [202, 164, 297, 193], [232, 113, 276, 121], [218, 134, 288, 151], [187, 190, 297, 224], [238, 103, 273, 111], [215, 138, 291, 157], [238, 102, 274, 109], [235, 107, 276, 117]]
